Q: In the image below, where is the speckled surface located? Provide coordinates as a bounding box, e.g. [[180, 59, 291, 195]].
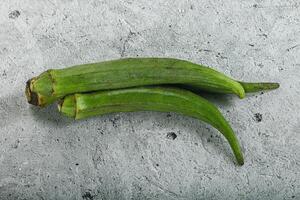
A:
[[0, 0, 299, 199]]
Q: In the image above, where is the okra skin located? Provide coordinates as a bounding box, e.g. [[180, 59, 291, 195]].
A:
[[26, 58, 246, 107], [59, 87, 244, 165]]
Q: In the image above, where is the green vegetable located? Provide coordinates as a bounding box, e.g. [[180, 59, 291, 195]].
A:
[[26, 58, 248, 107], [58, 87, 244, 165]]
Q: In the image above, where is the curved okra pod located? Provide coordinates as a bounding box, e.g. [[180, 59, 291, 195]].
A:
[[26, 58, 246, 107], [58, 87, 244, 165]]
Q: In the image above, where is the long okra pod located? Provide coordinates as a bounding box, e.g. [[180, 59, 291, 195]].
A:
[[26, 58, 247, 107], [58, 87, 244, 165]]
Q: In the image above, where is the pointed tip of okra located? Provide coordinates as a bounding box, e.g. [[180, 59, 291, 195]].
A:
[[237, 89, 246, 99], [238, 81, 280, 93], [234, 82, 246, 99], [236, 152, 244, 166], [267, 82, 280, 90]]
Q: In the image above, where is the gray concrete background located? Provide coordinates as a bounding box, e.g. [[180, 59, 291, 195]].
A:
[[0, 0, 299, 199]]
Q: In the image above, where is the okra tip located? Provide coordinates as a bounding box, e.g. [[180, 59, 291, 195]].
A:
[[234, 82, 246, 99], [237, 88, 246, 99], [236, 152, 244, 166]]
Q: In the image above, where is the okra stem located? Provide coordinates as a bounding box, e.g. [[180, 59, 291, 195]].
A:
[[58, 87, 244, 165]]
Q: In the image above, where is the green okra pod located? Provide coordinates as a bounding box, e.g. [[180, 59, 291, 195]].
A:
[[26, 58, 279, 107], [26, 58, 246, 107], [58, 87, 244, 165]]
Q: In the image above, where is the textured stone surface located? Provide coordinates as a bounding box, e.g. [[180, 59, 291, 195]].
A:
[[0, 0, 299, 199]]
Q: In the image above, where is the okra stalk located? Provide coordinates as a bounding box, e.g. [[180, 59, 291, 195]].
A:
[[26, 58, 246, 107], [58, 87, 244, 165]]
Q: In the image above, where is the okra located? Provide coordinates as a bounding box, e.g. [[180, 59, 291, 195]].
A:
[[26, 58, 279, 107], [58, 87, 244, 165], [26, 58, 244, 107], [238, 82, 279, 93]]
